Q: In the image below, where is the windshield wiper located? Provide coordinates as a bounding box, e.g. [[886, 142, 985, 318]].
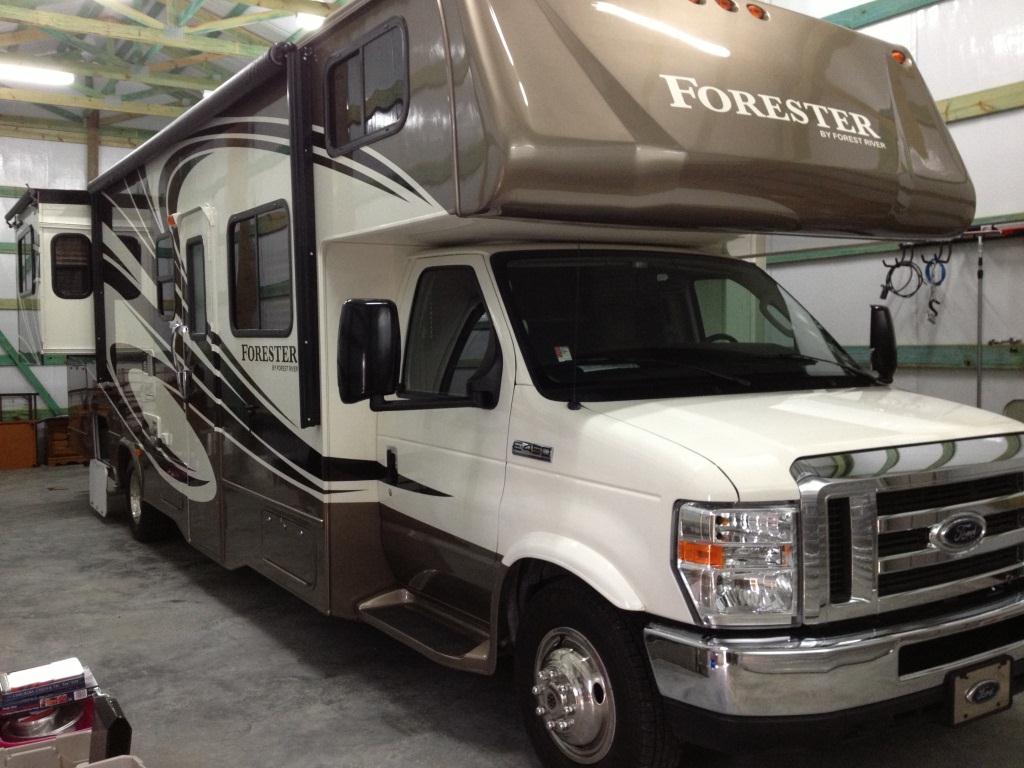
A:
[[772, 352, 876, 381], [580, 354, 752, 388]]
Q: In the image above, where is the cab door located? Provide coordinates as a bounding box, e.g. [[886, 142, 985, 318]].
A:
[[173, 206, 223, 560], [376, 255, 514, 622]]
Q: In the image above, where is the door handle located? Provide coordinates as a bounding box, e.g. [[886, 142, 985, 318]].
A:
[[170, 322, 190, 396], [384, 448, 398, 485]]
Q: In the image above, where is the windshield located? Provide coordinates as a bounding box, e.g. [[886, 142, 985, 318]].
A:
[[492, 250, 875, 402]]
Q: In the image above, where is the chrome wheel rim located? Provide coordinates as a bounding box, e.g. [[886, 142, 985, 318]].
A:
[[532, 627, 616, 764], [129, 468, 142, 525]]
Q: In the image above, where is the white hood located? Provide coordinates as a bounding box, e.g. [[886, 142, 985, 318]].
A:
[[585, 387, 1023, 501]]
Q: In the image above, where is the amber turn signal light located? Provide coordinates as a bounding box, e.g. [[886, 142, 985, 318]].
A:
[[747, 3, 768, 19], [678, 541, 726, 568], [891, 50, 911, 65], [716, 0, 738, 11]]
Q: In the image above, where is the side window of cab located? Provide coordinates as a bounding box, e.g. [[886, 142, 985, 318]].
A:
[[402, 267, 497, 399]]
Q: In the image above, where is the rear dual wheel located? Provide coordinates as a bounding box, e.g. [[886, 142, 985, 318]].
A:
[[123, 459, 172, 542], [515, 581, 680, 768]]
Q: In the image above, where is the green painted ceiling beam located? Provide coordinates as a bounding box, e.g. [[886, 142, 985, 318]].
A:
[[0, 52, 223, 92], [0, 85, 187, 117], [0, 114, 155, 147], [0, 327, 62, 416], [937, 81, 1024, 124], [177, 0, 206, 25], [233, 0, 329, 16], [826, 0, 944, 29], [0, 4, 266, 57], [188, 9, 289, 34], [846, 344, 1024, 371], [90, 0, 166, 29]]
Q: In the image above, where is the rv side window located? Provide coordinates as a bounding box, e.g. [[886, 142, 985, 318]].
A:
[[325, 21, 408, 155], [155, 236, 175, 319], [228, 202, 292, 336], [403, 267, 494, 397], [17, 226, 36, 297], [186, 237, 208, 339], [51, 233, 92, 300]]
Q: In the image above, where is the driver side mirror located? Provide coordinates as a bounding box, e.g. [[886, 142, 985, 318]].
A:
[[869, 304, 897, 384], [338, 299, 400, 404]]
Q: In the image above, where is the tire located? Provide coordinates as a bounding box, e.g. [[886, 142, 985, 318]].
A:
[[515, 580, 680, 768], [123, 458, 172, 543]]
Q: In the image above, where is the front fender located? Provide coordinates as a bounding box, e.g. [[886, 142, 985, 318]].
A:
[[502, 532, 645, 611]]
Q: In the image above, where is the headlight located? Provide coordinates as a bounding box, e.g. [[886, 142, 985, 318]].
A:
[[675, 501, 798, 626]]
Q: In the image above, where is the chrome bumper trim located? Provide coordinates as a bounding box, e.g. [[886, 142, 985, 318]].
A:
[[645, 592, 1024, 717]]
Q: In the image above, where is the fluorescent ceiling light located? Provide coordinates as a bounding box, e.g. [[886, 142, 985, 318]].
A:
[[0, 62, 75, 87], [592, 2, 731, 59], [295, 12, 324, 30]]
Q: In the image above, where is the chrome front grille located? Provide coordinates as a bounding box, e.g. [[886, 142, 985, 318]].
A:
[[794, 434, 1024, 625]]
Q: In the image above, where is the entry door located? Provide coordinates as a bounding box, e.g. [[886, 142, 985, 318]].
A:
[[174, 207, 222, 559], [377, 255, 514, 621]]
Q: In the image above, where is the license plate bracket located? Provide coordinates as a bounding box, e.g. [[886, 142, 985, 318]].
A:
[[947, 655, 1012, 726]]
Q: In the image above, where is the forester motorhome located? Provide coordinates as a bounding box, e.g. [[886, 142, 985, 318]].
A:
[[81, 1, 1024, 766]]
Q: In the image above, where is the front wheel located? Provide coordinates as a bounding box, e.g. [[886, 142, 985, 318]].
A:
[[515, 580, 680, 768]]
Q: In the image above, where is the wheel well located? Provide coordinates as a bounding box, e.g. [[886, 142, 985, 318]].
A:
[[115, 442, 136, 490], [499, 559, 578, 650]]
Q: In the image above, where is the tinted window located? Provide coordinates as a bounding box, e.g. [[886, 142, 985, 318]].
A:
[[326, 23, 407, 154], [229, 203, 292, 335], [403, 267, 493, 397], [493, 251, 873, 402], [155, 236, 175, 319], [17, 227, 36, 297], [186, 237, 208, 338], [52, 233, 92, 300]]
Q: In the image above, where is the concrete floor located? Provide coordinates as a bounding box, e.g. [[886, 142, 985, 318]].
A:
[[2, 466, 1024, 768]]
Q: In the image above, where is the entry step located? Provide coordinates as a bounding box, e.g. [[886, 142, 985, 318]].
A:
[[357, 589, 490, 672]]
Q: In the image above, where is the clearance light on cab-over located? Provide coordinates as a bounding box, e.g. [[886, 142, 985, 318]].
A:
[[675, 502, 798, 626], [746, 3, 768, 20], [891, 50, 911, 66], [716, 0, 738, 11]]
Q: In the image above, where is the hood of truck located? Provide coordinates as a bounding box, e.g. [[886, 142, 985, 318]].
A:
[[585, 387, 1022, 501]]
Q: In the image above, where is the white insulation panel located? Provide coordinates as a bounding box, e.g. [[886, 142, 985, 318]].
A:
[[766, 0, 1024, 413]]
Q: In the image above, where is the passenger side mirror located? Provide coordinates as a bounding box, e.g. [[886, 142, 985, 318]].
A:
[[338, 299, 400, 404], [869, 304, 897, 384]]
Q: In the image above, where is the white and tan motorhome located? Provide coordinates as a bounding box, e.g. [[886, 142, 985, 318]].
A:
[[4, 188, 95, 362], [77, 2, 1024, 766]]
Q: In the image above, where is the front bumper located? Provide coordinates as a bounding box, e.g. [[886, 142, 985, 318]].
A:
[[645, 591, 1024, 722]]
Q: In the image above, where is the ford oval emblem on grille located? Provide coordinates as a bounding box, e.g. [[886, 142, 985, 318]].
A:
[[930, 512, 987, 554], [966, 679, 1001, 705]]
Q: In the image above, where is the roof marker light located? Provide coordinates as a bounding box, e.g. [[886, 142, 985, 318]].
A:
[[716, 0, 738, 11], [747, 4, 768, 19], [891, 50, 911, 65]]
